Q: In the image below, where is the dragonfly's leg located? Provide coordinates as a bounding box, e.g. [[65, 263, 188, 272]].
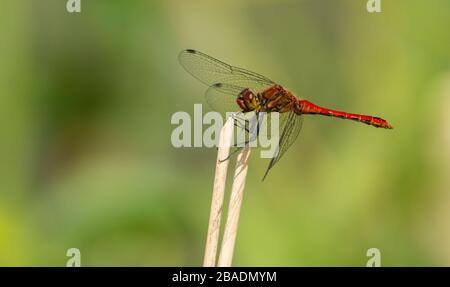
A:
[[232, 114, 260, 147], [218, 114, 246, 162], [219, 131, 259, 162], [234, 122, 248, 132], [246, 111, 261, 143], [218, 146, 243, 163], [219, 113, 261, 162], [219, 136, 252, 163], [215, 113, 247, 151], [233, 115, 250, 133]]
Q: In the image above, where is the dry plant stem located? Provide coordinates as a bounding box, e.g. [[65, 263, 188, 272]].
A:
[[217, 144, 251, 267], [203, 117, 234, 267]]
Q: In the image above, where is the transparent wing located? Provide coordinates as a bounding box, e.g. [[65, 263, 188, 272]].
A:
[[262, 112, 304, 180], [205, 83, 246, 115], [178, 49, 275, 91]]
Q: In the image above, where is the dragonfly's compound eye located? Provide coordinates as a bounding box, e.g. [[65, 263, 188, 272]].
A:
[[236, 98, 247, 110], [237, 89, 260, 111]]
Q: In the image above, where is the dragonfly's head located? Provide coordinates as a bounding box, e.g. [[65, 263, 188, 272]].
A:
[[236, 88, 260, 112]]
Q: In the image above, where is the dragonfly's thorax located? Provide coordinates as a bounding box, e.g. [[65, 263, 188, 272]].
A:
[[237, 85, 299, 114]]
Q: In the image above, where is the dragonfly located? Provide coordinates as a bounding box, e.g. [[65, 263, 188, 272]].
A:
[[178, 49, 393, 180]]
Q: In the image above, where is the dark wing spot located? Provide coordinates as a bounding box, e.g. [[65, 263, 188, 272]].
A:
[[213, 83, 223, 88], [185, 49, 196, 53]]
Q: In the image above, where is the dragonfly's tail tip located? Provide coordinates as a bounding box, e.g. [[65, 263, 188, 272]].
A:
[[379, 120, 393, 129]]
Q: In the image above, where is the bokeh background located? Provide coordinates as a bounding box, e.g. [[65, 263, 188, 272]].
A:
[[1, 0, 449, 266]]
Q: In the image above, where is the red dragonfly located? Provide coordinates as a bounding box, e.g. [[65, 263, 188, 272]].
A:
[[179, 49, 393, 180]]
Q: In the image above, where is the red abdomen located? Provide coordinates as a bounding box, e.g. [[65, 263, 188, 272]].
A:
[[298, 100, 393, 129]]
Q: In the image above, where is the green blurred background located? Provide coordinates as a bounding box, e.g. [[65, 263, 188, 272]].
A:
[[1, 0, 449, 266]]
